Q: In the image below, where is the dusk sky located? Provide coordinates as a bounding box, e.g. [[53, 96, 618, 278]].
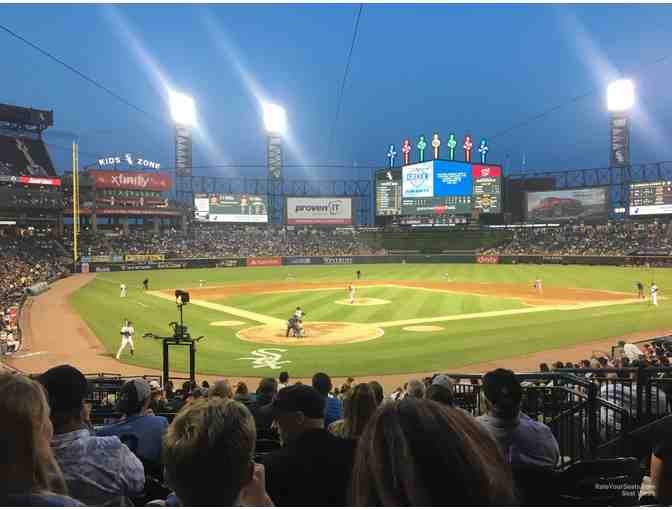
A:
[[2, 3, 672, 180]]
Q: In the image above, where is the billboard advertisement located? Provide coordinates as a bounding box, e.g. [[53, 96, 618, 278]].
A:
[[194, 193, 268, 223], [286, 197, 353, 225], [247, 256, 282, 267], [402, 162, 434, 198], [629, 181, 672, 216], [89, 170, 172, 192], [525, 187, 609, 222]]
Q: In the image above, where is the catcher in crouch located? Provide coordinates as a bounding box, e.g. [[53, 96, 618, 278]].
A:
[[286, 316, 305, 338]]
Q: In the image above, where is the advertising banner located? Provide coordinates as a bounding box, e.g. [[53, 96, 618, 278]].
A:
[[194, 193, 268, 223], [525, 188, 609, 222], [283, 257, 321, 265], [476, 255, 499, 264], [96, 209, 181, 216], [286, 197, 353, 225], [18, 176, 61, 186], [402, 162, 434, 198], [247, 257, 282, 267], [321, 256, 354, 265], [124, 254, 165, 262], [215, 258, 246, 268], [89, 170, 172, 192]]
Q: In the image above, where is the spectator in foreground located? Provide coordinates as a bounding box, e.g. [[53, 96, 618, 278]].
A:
[[477, 368, 560, 469], [369, 380, 384, 405], [328, 382, 378, 440], [350, 399, 517, 505], [97, 378, 169, 467], [652, 435, 672, 504], [405, 378, 426, 399], [235, 381, 252, 406], [0, 372, 83, 506], [312, 372, 342, 427], [425, 374, 456, 407], [248, 377, 278, 437], [263, 384, 356, 506], [39, 365, 145, 505], [162, 397, 273, 506], [210, 378, 234, 399], [278, 371, 289, 390]]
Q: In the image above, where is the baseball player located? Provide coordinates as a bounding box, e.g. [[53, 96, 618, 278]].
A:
[[533, 278, 543, 294], [143, 278, 149, 291], [120, 283, 127, 298], [651, 282, 659, 306], [116, 320, 135, 359], [348, 283, 356, 304], [356, 270, 361, 280], [293, 307, 304, 320], [637, 281, 645, 300]]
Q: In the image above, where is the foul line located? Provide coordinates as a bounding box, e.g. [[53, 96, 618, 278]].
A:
[[147, 291, 285, 327], [372, 298, 642, 328]]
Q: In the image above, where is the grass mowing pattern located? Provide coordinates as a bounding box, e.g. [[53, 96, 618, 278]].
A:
[[69, 264, 672, 377]]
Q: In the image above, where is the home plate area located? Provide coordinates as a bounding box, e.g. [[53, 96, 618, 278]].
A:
[[236, 321, 385, 346], [333, 297, 391, 306]]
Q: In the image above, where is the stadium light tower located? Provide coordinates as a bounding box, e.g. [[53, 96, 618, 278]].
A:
[[607, 79, 634, 167], [169, 90, 195, 177], [262, 102, 286, 224]]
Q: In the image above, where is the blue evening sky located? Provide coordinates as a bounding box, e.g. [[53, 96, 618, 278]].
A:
[[1, 3, 672, 180]]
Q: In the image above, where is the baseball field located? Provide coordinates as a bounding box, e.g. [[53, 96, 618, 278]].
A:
[[44, 263, 672, 378]]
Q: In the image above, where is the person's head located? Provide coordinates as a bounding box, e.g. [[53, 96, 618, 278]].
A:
[[343, 383, 378, 439], [0, 372, 67, 496], [201, 380, 210, 389], [539, 362, 550, 372], [256, 377, 278, 400], [38, 365, 89, 432], [350, 399, 516, 506], [368, 381, 384, 405], [618, 340, 626, 348], [272, 385, 325, 444], [553, 361, 564, 370], [406, 379, 425, 399], [210, 379, 234, 400], [482, 368, 522, 420], [311, 372, 332, 397], [163, 397, 256, 506], [426, 375, 455, 407], [235, 381, 249, 397], [278, 371, 289, 384], [117, 378, 152, 416]]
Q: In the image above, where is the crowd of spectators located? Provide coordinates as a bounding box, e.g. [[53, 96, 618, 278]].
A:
[[0, 234, 68, 355], [63, 224, 382, 259], [482, 220, 672, 257]]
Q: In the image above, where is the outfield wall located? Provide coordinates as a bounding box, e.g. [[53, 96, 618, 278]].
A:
[[80, 254, 672, 272]]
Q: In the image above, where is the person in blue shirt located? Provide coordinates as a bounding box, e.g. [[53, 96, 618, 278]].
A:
[[311, 372, 342, 428], [97, 378, 169, 467]]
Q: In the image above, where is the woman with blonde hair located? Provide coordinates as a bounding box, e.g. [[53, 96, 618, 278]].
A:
[[328, 383, 378, 440], [0, 372, 83, 506]]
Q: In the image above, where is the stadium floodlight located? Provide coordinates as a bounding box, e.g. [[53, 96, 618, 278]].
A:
[[607, 79, 635, 112], [262, 102, 287, 135], [169, 90, 196, 127]]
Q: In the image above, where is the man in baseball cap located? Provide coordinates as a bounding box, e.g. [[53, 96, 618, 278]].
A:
[[97, 378, 168, 466], [477, 368, 559, 469], [39, 365, 145, 505], [262, 385, 356, 506]]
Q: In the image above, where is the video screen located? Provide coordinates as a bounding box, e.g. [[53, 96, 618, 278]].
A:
[[193, 193, 268, 223], [629, 181, 672, 216], [525, 188, 608, 222]]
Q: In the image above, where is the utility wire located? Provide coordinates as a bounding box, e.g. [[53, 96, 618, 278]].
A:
[[327, 4, 364, 160]]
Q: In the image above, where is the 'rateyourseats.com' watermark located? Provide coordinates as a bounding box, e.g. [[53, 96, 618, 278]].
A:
[[594, 482, 640, 497]]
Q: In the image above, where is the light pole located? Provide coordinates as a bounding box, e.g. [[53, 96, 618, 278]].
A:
[[262, 102, 286, 224], [607, 79, 634, 168], [169, 90, 196, 209]]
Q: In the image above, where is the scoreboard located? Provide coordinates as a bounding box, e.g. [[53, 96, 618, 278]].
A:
[[375, 161, 502, 217], [629, 181, 672, 216]]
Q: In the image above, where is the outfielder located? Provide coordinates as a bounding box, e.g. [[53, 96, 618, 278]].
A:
[[116, 320, 135, 359], [348, 283, 356, 304], [120, 283, 127, 298], [651, 282, 659, 306]]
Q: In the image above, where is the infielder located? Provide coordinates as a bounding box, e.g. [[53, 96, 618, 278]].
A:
[[116, 320, 135, 359], [120, 283, 127, 298], [293, 307, 304, 320], [637, 281, 645, 299], [533, 278, 543, 294], [348, 283, 356, 304], [651, 282, 659, 306]]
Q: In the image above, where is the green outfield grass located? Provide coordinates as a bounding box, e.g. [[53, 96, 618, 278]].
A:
[[69, 264, 672, 377]]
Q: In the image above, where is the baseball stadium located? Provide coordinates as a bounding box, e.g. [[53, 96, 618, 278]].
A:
[[3, 4, 672, 506]]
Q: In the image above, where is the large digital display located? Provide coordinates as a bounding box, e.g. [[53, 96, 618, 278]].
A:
[[194, 193, 268, 223], [629, 181, 672, 215], [376, 160, 501, 216], [525, 188, 608, 222]]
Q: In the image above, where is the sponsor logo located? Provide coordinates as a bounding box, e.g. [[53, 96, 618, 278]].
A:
[[476, 255, 499, 264], [286, 257, 313, 265], [124, 254, 164, 262], [237, 348, 291, 370], [216, 259, 242, 268], [18, 176, 61, 186], [158, 262, 184, 269], [98, 155, 161, 169], [247, 257, 282, 267], [94, 266, 111, 272], [121, 264, 155, 271], [323, 257, 353, 265]]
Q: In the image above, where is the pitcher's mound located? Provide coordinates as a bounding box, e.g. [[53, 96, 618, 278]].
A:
[[334, 298, 390, 306], [403, 325, 445, 332], [237, 321, 384, 346], [210, 320, 246, 327]]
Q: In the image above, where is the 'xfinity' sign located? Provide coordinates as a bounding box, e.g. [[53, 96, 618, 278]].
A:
[[98, 153, 161, 170]]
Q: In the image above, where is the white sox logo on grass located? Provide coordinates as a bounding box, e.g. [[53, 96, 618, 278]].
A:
[[237, 348, 291, 369]]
